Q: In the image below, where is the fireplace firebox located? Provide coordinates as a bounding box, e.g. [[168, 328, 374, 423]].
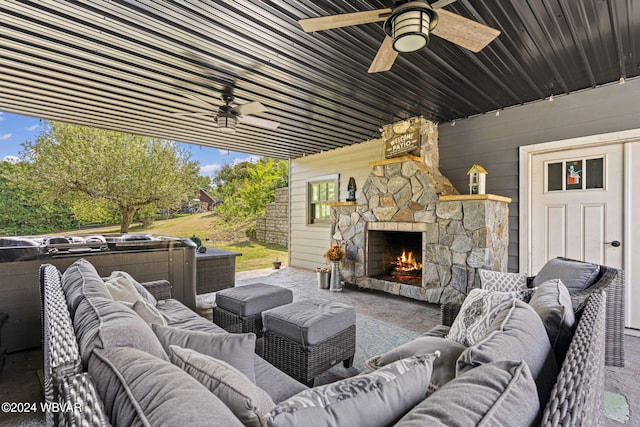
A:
[[366, 230, 423, 286]]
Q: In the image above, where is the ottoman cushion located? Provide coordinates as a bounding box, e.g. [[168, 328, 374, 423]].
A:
[[216, 284, 293, 317], [262, 299, 356, 345]]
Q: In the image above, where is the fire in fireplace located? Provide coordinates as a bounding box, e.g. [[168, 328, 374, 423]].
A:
[[366, 230, 423, 286], [390, 249, 422, 275]]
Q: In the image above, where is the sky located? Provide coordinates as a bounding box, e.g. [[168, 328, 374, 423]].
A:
[[0, 111, 260, 177]]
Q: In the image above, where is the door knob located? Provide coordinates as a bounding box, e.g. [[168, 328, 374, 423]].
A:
[[605, 240, 621, 247]]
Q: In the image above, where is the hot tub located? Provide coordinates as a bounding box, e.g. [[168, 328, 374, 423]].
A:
[[0, 234, 196, 352]]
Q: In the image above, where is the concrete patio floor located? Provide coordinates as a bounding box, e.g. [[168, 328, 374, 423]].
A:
[[1, 266, 638, 426]]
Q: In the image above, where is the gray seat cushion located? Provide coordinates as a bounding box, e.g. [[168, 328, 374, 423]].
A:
[[365, 336, 466, 392], [216, 284, 293, 316], [157, 299, 228, 334], [89, 347, 242, 427], [262, 299, 356, 345], [394, 360, 540, 427], [531, 257, 601, 291], [253, 355, 308, 403]]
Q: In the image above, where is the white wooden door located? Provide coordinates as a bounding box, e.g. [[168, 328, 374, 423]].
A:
[[530, 144, 624, 275]]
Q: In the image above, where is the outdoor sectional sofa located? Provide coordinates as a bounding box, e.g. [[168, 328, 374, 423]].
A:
[[41, 257, 617, 426]]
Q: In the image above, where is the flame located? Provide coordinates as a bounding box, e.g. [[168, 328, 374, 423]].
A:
[[391, 249, 422, 272]]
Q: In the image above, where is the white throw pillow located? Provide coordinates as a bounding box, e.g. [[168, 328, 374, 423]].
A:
[[446, 288, 533, 347], [479, 269, 528, 292]]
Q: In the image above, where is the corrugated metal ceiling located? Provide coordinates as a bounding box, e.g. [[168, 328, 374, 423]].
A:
[[1, 0, 638, 159]]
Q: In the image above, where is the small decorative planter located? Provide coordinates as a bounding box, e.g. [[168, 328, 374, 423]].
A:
[[329, 261, 342, 292], [316, 268, 330, 289], [273, 259, 282, 269]]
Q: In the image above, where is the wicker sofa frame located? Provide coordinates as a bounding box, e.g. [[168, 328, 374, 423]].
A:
[[263, 325, 356, 387], [442, 258, 624, 367], [41, 261, 608, 426]]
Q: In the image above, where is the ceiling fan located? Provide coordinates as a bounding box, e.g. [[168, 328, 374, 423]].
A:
[[176, 92, 280, 133], [298, 0, 500, 73]]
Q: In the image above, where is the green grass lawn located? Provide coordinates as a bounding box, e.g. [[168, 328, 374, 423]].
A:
[[55, 212, 288, 272]]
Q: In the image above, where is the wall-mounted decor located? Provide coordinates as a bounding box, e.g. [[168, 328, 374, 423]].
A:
[[383, 119, 421, 159]]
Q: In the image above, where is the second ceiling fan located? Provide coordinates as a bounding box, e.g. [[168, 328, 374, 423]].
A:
[[299, 0, 500, 73]]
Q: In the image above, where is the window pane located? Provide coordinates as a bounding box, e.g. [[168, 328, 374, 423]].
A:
[[566, 160, 583, 191], [312, 184, 319, 201], [327, 182, 335, 201], [319, 183, 328, 201], [586, 158, 604, 189], [547, 162, 563, 191]]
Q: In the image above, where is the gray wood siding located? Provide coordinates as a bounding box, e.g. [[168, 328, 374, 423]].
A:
[[438, 79, 640, 270]]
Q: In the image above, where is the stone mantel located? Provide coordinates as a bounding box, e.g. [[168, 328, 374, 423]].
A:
[[439, 194, 512, 203]]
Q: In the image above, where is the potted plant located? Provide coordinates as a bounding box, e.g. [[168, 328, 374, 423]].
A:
[[273, 258, 282, 269], [324, 244, 345, 292]]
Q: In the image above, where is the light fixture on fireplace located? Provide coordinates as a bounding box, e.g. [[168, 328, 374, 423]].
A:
[[383, 1, 438, 53]]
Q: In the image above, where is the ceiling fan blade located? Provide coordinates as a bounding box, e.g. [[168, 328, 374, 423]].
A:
[[432, 9, 500, 53], [173, 112, 214, 117], [232, 101, 267, 116], [184, 92, 218, 110], [368, 36, 398, 73], [238, 115, 280, 130], [299, 8, 391, 32], [431, 0, 458, 8]]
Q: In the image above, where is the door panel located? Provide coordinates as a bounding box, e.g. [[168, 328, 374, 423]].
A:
[[545, 205, 565, 261], [582, 204, 605, 265], [531, 144, 623, 274]]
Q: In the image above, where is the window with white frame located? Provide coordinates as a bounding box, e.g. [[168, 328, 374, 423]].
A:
[[307, 174, 339, 224]]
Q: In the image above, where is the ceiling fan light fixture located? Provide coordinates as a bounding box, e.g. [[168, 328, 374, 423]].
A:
[[384, 2, 438, 53], [217, 111, 237, 133]]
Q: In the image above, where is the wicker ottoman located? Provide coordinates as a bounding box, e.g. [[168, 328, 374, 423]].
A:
[[213, 283, 293, 337], [262, 299, 356, 386]]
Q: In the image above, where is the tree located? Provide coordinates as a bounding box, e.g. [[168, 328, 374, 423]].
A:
[[22, 121, 201, 232], [212, 158, 288, 220], [0, 160, 76, 234]]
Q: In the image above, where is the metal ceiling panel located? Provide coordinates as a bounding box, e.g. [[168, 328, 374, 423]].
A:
[[1, 0, 639, 159]]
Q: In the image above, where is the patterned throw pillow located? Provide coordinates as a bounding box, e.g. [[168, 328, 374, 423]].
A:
[[266, 354, 438, 427], [479, 269, 528, 292], [446, 288, 533, 347]]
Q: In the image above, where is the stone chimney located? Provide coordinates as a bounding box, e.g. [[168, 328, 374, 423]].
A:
[[330, 117, 511, 306]]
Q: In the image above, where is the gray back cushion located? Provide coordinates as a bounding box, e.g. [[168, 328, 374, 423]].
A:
[[169, 345, 275, 427], [74, 297, 168, 367], [531, 257, 600, 291], [266, 354, 437, 427], [89, 347, 243, 427], [61, 258, 112, 316], [528, 279, 576, 364], [394, 360, 540, 427], [152, 324, 256, 383], [457, 299, 558, 407]]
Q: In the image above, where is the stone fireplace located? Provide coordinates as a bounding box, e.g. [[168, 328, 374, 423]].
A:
[[329, 118, 511, 306]]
